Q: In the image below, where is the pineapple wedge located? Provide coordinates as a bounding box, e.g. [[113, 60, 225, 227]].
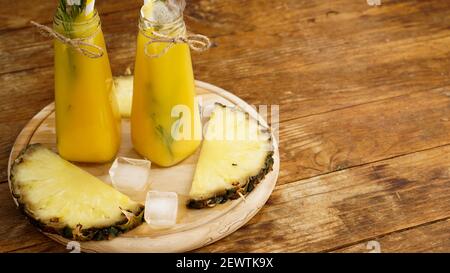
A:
[[10, 144, 144, 241], [113, 75, 133, 118], [188, 104, 274, 209]]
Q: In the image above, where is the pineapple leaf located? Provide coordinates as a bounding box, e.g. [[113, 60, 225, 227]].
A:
[[151, 111, 185, 158], [55, 0, 87, 33]]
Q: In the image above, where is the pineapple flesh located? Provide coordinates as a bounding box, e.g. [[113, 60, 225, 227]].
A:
[[188, 104, 274, 209], [10, 144, 144, 241], [113, 75, 133, 118]]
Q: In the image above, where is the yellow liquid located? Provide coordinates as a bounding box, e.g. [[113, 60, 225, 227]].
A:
[[131, 28, 202, 167], [54, 16, 121, 162]]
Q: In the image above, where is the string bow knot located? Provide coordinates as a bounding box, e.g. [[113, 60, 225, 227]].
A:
[[143, 30, 211, 58], [30, 20, 104, 59]]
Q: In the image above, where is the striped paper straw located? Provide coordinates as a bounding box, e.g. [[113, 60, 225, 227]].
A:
[[85, 0, 96, 16]]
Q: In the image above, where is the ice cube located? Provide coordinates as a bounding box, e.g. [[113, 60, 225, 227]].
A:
[[144, 191, 178, 228], [141, 0, 183, 24], [153, 1, 179, 24], [109, 157, 151, 194]]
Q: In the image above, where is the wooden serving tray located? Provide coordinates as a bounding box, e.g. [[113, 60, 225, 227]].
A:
[[7, 81, 280, 253]]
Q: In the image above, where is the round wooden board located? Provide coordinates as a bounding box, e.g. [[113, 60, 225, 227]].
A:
[[7, 80, 280, 253]]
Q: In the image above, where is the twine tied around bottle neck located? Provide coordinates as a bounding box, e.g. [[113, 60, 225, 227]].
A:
[[141, 30, 211, 58], [30, 21, 104, 59]]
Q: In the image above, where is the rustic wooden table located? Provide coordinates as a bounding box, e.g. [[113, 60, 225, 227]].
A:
[[1, 0, 449, 253]]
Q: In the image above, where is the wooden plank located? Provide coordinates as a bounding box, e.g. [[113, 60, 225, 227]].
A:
[[0, 0, 142, 31], [3, 144, 450, 253], [2, 0, 450, 76], [278, 87, 450, 185], [0, 68, 54, 182], [195, 144, 450, 252], [0, 9, 139, 75], [11, 219, 450, 253], [7, 242, 66, 253], [0, 183, 63, 252], [0, 0, 376, 33], [4, 0, 448, 34], [334, 218, 450, 253]]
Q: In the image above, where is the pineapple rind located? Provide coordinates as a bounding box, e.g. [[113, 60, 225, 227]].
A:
[[10, 144, 144, 241], [23, 205, 144, 241], [188, 103, 275, 209]]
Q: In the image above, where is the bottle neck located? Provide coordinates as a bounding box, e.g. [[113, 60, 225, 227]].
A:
[[53, 11, 101, 39], [139, 14, 186, 38]]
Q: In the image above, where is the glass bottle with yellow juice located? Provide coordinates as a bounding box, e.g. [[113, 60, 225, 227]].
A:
[[53, 1, 121, 163], [131, 0, 202, 167]]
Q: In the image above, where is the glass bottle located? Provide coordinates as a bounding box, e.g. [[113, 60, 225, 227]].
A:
[[54, 11, 121, 162], [131, 2, 202, 167]]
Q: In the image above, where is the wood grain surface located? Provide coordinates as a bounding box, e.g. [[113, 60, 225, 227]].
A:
[[1, 0, 450, 252]]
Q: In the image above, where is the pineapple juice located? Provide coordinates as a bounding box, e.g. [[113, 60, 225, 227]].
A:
[[54, 11, 121, 162], [131, 4, 202, 167]]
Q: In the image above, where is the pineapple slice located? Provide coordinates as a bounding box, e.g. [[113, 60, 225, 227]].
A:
[[10, 144, 144, 241], [188, 104, 274, 209], [113, 75, 133, 118]]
